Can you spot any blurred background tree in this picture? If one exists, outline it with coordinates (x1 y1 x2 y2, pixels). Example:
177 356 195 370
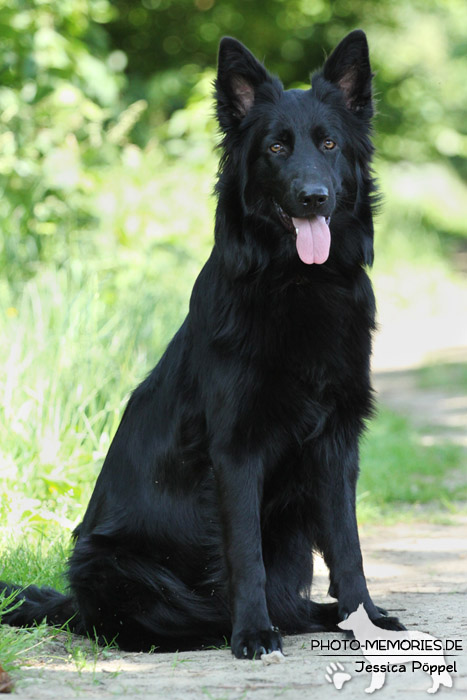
109 0 467 168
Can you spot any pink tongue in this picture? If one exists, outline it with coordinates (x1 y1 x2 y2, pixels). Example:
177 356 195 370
292 215 331 264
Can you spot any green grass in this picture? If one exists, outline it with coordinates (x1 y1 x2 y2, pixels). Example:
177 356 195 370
0 252 200 536
414 361 467 392
0 532 70 592
358 408 466 522
0 536 70 673
0 615 52 673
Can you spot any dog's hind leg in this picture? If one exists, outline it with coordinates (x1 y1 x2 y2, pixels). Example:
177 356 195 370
68 534 230 652
262 525 311 631
262 522 341 633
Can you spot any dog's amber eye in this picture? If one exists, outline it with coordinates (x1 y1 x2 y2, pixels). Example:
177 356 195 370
270 143 284 154
324 139 336 150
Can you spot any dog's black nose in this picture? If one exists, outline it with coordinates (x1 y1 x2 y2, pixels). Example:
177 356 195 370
299 186 329 209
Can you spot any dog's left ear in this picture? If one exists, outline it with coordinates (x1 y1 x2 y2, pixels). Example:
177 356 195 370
323 30 373 115
216 38 279 131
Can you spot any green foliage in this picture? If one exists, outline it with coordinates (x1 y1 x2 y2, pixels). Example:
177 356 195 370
0 0 129 276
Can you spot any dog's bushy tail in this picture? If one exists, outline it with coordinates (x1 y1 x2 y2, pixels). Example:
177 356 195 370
307 600 341 631
273 598 341 635
0 582 82 633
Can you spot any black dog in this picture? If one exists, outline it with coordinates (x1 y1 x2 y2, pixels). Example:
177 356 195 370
1 31 404 658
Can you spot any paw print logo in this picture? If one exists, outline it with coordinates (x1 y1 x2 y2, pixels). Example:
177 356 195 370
325 662 352 690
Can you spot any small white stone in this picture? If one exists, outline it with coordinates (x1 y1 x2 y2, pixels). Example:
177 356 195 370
261 650 285 665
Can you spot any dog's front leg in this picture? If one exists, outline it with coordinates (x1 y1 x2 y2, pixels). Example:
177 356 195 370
211 451 282 659
309 432 404 630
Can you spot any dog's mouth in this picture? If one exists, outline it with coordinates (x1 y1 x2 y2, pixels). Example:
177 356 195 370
275 203 331 265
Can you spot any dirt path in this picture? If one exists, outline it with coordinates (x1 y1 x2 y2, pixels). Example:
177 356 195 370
8 520 467 698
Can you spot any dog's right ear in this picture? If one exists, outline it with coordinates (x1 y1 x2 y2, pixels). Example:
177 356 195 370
322 30 373 116
215 38 277 131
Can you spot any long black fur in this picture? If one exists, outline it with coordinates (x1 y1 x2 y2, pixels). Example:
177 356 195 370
1 30 404 658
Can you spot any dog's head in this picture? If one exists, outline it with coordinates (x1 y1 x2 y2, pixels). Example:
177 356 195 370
215 31 375 274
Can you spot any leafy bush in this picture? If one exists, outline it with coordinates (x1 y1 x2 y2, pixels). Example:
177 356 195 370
0 0 130 276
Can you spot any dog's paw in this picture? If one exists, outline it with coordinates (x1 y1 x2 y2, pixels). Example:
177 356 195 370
371 615 406 631
231 626 282 660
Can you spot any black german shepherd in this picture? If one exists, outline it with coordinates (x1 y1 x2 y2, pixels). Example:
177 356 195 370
1 30 404 659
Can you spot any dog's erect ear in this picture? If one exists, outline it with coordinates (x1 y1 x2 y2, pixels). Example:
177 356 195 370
323 30 373 114
216 37 276 131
